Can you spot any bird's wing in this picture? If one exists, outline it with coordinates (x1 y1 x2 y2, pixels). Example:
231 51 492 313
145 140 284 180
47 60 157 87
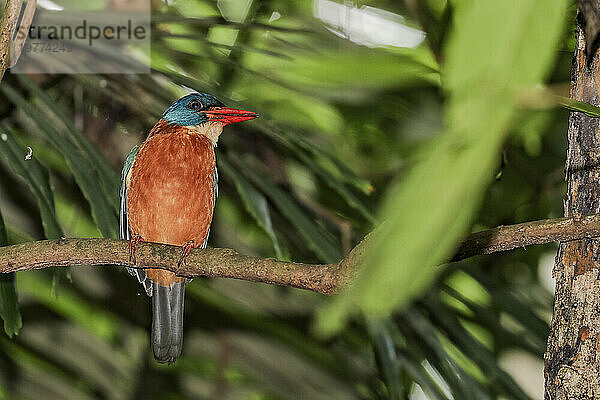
120 144 140 241
201 165 218 248
214 165 219 203
183 165 217 285
208 165 218 247
120 144 153 296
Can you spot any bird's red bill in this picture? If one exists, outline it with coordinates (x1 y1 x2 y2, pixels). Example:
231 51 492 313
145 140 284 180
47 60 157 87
204 107 259 125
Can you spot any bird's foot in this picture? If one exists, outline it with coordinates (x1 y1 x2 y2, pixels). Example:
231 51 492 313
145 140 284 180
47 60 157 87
129 234 144 266
177 240 196 269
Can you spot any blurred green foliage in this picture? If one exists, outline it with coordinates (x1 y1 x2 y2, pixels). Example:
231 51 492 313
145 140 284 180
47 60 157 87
319 0 568 332
0 0 578 398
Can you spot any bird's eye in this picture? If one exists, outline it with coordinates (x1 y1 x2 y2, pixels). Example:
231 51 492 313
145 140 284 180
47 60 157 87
187 99 203 111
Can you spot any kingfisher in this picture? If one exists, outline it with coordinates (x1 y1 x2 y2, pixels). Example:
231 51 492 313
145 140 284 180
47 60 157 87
119 93 258 364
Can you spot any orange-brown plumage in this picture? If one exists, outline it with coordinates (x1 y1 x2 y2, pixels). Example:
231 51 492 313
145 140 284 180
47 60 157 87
120 92 257 364
127 124 216 286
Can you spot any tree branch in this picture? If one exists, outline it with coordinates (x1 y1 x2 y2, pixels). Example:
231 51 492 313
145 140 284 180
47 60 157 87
1 213 600 295
452 213 600 261
0 238 352 295
0 0 22 83
8 0 36 68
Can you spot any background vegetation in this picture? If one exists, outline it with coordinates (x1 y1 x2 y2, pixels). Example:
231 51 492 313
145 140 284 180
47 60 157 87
0 0 580 398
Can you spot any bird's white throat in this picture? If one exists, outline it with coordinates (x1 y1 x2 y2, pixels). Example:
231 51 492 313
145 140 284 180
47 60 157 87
186 122 224 146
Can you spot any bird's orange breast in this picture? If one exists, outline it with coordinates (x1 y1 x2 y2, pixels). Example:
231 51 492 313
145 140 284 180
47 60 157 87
127 130 216 250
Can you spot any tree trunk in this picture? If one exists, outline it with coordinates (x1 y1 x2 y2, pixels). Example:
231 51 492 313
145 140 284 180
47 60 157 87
544 26 600 399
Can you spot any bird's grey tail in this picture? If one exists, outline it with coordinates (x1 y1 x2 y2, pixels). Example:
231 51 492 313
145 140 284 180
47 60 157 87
151 281 185 364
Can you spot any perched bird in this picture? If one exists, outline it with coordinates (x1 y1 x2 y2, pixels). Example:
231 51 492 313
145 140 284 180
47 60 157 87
120 93 258 364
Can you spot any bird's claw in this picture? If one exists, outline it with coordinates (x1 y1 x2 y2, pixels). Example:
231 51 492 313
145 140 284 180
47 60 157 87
177 240 195 269
129 234 144 266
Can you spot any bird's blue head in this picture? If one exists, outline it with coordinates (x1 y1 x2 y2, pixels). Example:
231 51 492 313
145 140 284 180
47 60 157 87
162 93 258 127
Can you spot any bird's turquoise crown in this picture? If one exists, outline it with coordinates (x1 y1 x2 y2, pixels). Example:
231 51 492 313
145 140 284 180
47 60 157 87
162 93 224 126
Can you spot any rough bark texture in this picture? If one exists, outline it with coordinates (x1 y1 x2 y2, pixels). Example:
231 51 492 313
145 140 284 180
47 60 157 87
8 0 36 69
2 213 600 296
0 0 20 83
544 28 600 399
452 213 600 261
578 0 600 60
0 238 350 295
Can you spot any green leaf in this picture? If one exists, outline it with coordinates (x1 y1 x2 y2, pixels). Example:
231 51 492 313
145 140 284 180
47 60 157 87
16 76 121 213
400 309 492 400
0 122 70 296
294 148 374 224
368 319 405 400
187 283 347 379
317 0 568 334
0 209 6 245
0 208 22 337
244 40 440 92
257 122 374 196
18 273 118 341
425 302 530 400
0 272 22 338
2 84 118 238
395 347 450 400
219 157 284 259
228 155 342 263
0 336 98 400
0 123 63 239
559 97 600 117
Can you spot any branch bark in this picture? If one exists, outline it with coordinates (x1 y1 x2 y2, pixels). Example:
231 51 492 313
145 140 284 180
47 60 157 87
0 238 353 295
452 213 600 261
8 0 36 68
544 21 600 400
0 0 22 83
1 213 600 295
